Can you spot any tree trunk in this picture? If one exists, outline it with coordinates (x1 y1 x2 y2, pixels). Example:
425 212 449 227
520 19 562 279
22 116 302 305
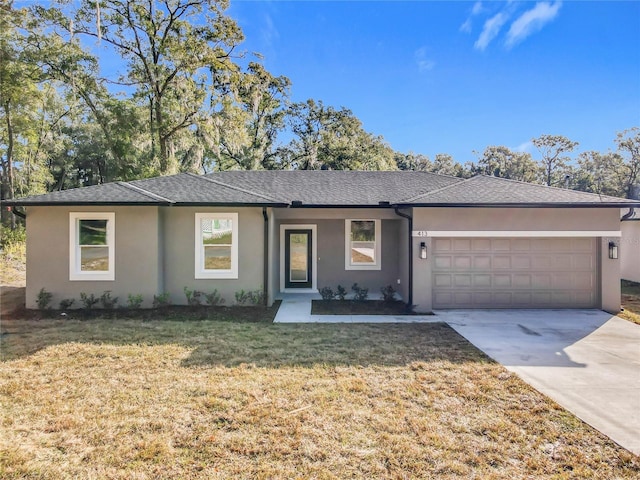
3 100 15 228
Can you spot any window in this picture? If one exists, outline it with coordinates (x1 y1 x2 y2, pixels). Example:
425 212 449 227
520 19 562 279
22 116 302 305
69 212 115 281
345 219 381 270
195 213 238 279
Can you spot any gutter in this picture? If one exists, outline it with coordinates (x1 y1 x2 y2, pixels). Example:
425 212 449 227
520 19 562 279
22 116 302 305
394 207 413 311
8 206 26 219
621 208 636 221
262 207 269 307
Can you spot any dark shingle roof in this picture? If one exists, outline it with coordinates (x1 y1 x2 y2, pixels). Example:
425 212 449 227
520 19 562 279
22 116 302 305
4 170 639 208
399 175 637 206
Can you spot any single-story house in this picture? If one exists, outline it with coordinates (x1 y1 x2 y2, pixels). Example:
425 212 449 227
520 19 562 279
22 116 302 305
621 207 640 283
5 171 639 313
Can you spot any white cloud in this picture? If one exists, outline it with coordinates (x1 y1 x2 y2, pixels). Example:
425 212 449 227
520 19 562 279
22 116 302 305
474 12 509 51
460 2 483 33
506 1 561 48
515 141 533 153
460 18 472 33
415 47 435 72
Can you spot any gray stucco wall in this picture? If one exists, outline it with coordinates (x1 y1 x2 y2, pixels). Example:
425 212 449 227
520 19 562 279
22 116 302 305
273 207 405 297
411 207 622 313
25 206 161 309
162 206 265 305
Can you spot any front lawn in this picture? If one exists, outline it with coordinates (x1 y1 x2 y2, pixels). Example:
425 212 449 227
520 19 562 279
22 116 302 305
1 316 637 479
620 279 640 325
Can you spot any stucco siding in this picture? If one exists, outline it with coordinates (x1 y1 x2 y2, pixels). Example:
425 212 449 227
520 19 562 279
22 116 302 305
621 221 640 283
274 208 404 296
26 206 161 308
411 207 621 313
162 206 265 305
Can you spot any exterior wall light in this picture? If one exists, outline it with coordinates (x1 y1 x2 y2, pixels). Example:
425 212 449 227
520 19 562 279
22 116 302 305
420 241 427 259
609 241 618 260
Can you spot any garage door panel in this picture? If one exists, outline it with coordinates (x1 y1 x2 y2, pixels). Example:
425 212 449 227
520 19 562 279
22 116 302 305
432 237 597 308
454 256 472 269
494 256 511 269
454 275 472 287
453 238 471 251
513 256 531 269
473 238 492 251
474 256 491 269
434 274 452 287
434 256 451 269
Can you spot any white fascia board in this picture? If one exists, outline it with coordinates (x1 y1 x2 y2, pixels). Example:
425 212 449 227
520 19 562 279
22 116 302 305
425 231 622 237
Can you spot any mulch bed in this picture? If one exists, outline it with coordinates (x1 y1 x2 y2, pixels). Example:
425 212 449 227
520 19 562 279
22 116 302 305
311 299 420 315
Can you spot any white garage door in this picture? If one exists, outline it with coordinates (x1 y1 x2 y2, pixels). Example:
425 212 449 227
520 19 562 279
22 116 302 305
432 237 597 308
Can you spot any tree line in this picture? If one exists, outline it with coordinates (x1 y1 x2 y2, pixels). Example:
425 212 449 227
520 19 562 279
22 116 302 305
1 0 639 229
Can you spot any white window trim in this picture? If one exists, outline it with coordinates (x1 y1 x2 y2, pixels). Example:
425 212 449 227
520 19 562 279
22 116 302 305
69 212 115 281
195 212 239 279
345 219 381 271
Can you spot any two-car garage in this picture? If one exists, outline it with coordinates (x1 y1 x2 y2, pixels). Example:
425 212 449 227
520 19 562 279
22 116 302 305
431 237 598 309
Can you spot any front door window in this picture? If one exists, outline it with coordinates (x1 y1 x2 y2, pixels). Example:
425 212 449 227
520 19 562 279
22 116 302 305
285 229 312 288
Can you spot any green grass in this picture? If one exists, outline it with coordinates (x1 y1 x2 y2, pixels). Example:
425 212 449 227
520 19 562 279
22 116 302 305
1 315 637 479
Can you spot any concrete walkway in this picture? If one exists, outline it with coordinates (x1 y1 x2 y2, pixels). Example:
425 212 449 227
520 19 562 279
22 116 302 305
273 293 439 323
438 309 640 456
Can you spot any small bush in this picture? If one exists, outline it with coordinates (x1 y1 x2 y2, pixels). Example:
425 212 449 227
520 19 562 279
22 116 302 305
319 286 335 301
100 291 119 310
235 289 251 305
152 293 171 308
204 290 224 306
335 285 347 301
248 289 265 306
381 285 397 303
127 294 144 309
0 224 26 249
59 298 75 310
184 286 203 306
36 288 53 310
80 292 99 309
351 283 369 302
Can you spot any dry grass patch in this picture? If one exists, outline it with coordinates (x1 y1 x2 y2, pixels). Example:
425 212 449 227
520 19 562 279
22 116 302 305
620 280 640 325
1 317 638 479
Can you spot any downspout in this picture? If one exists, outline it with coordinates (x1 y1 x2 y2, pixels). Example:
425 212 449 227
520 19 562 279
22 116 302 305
394 207 413 310
621 208 635 221
262 207 269 306
8 206 25 219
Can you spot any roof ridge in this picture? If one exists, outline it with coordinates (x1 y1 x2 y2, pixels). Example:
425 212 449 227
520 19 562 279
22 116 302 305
185 172 284 203
399 176 472 203
117 182 174 204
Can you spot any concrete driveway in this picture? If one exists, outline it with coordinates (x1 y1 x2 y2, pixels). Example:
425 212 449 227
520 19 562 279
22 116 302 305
437 309 640 456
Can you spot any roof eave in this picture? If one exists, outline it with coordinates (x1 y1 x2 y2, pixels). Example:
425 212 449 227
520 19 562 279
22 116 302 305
395 202 640 208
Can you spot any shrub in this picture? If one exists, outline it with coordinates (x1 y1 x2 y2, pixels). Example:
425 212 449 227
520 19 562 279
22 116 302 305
80 292 99 309
59 298 75 310
248 289 265 305
36 288 53 310
319 286 335 301
0 224 26 249
184 286 203 306
100 291 119 310
235 289 251 305
381 285 397 303
335 285 347 301
152 293 171 308
127 294 144 309
205 290 224 306
351 283 369 301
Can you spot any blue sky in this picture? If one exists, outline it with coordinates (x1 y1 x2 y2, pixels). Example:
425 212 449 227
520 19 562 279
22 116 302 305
229 1 640 164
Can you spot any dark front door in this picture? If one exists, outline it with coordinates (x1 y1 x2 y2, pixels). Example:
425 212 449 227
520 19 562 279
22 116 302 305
285 229 312 288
